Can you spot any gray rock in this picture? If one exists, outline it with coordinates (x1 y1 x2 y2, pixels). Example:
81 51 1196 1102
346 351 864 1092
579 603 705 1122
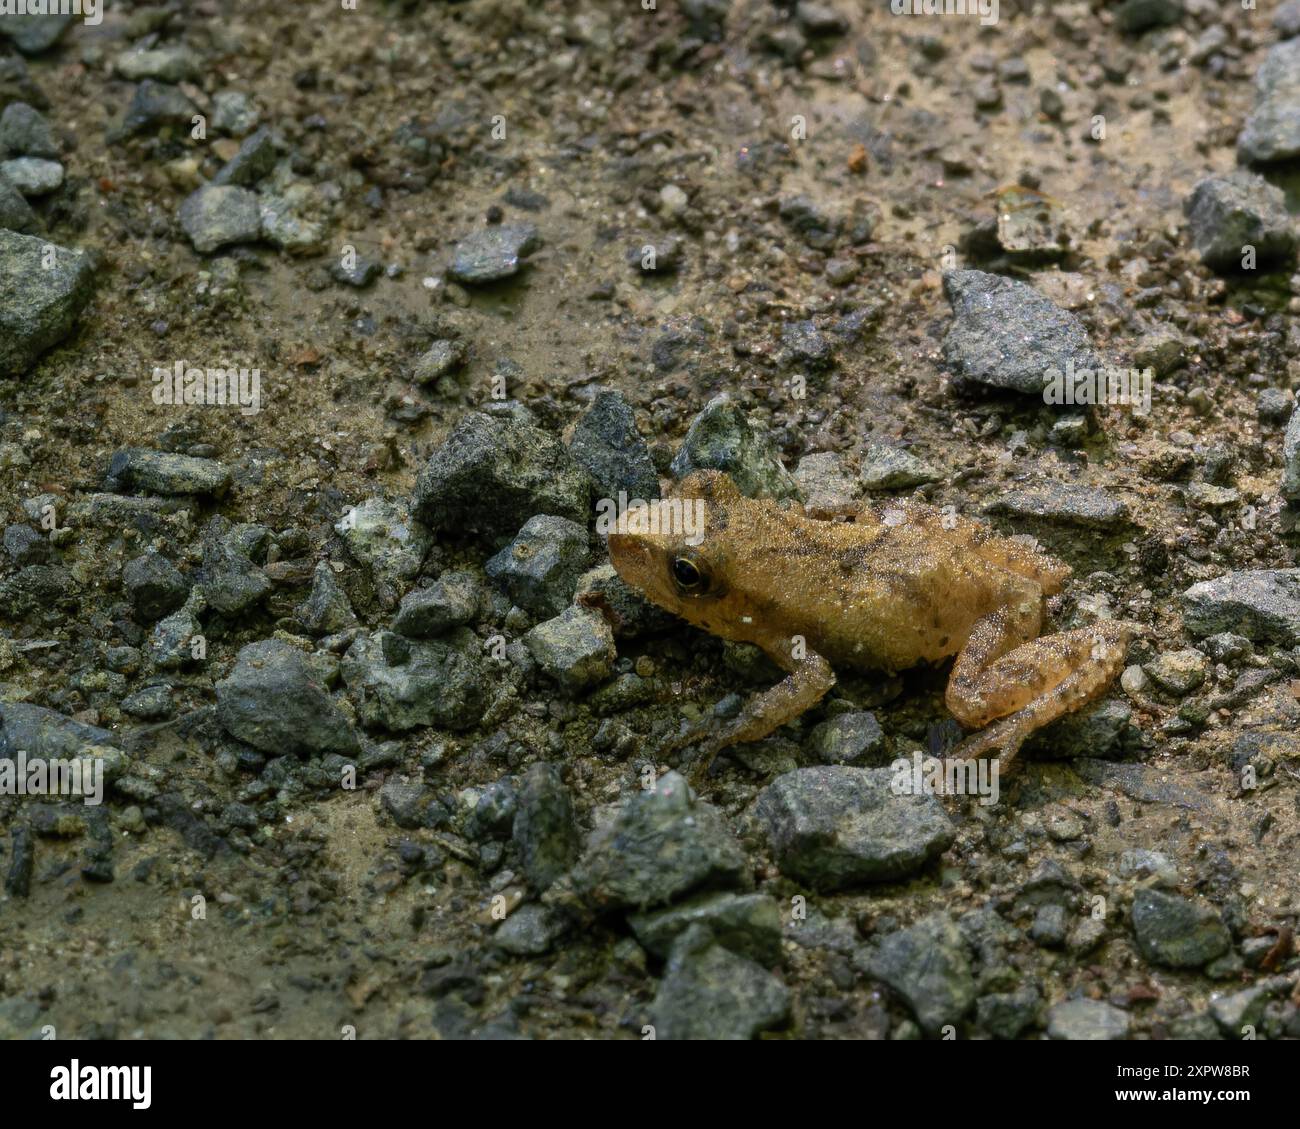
0 177 37 233
335 496 431 608
495 903 568 956
1278 0 1300 38
341 629 487 733
113 45 202 84
465 778 517 841
147 591 205 669
105 448 231 496
120 684 173 721
669 395 801 501
1114 0 1182 34
984 483 1128 528
0 102 56 157
411 339 464 383
1026 697 1143 760
1209 986 1269 1036
1185 171 1297 272
861 913 975 1036
1182 569 1300 645
1239 38 1300 165
486 514 589 619
330 255 380 289
523 606 616 693
0 229 96 378
629 892 784 965
112 81 199 141
210 126 276 188
1047 997 1131 1040
179 185 262 254
295 562 358 636
448 223 540 283
1258 387 1293 424
1284 407 1300 499
975 987 1041 1039
858 442 941 491
780 320 835 372
392 571 481 638
942 269 1104 396
413 411 590 539
3 522 47 566
1131 888 1231 968
793 451 861 515
0 701 121 761
1031 903 1069 948
257 188 325 253
0 12 72 55
198 522 271 616
569 390 660 501
211 90 260 136
511 762 579 892
122 552 189 621
216 639 359 756
650 926 789 1040
1142 649 1208 695
806 711 885 765
753 766 954 891
571 771 748 910
0 155 61 194
1119 849 1178 887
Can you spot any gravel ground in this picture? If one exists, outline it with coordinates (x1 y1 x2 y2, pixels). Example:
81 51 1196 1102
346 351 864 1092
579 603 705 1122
0 0 1298 1041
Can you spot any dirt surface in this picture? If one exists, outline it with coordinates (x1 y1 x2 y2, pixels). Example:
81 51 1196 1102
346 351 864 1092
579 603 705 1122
1 0 1298 1041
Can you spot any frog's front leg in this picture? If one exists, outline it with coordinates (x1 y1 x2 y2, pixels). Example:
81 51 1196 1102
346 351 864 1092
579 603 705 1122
945 613 1131 772
660 649 836 782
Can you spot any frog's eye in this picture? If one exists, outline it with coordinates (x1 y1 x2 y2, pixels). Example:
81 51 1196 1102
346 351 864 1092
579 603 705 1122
671 553 710 595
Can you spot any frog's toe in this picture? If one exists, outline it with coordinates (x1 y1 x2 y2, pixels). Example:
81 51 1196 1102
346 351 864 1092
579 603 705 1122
953 716 1027 772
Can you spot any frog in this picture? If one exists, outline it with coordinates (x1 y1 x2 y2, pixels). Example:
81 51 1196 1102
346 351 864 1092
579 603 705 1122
606 469 1131 780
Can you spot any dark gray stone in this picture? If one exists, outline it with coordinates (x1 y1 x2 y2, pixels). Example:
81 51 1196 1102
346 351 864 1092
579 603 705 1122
570 390 660 501
0 101 56 157
1131 888 1231 968
341 628 487 732
1239 38 1300 165
295 562 358 636
413 411 591 539
392 571 481 638
860 913 975 1036
486 514 589 619
1182 569 1300 645
448 223 540 283
511 762 579 892
629 891 784 965
106 448 231 496
650 926 789 1040
1185 171 1296 272
179 185 262 254
571 771 748 911
669 395 800 501
522 606 616 693
216 639 359 756
1047 997 1131 1040
210 126 276 187
753 766 954 891
942 269 1104 395
0 229 96 378
122 552 189 621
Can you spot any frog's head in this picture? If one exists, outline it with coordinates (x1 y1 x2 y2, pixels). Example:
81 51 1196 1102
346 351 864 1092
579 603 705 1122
606 470 738 623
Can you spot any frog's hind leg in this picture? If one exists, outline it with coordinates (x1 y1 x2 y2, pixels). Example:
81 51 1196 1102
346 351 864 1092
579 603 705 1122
945 612 1130 772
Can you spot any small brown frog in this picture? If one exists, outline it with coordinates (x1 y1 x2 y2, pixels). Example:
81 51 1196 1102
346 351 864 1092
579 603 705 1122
607 470 1130 778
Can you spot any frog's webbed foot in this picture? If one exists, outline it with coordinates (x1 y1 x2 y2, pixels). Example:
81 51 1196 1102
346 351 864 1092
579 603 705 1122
947 617 1132 773
654 653 836 786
